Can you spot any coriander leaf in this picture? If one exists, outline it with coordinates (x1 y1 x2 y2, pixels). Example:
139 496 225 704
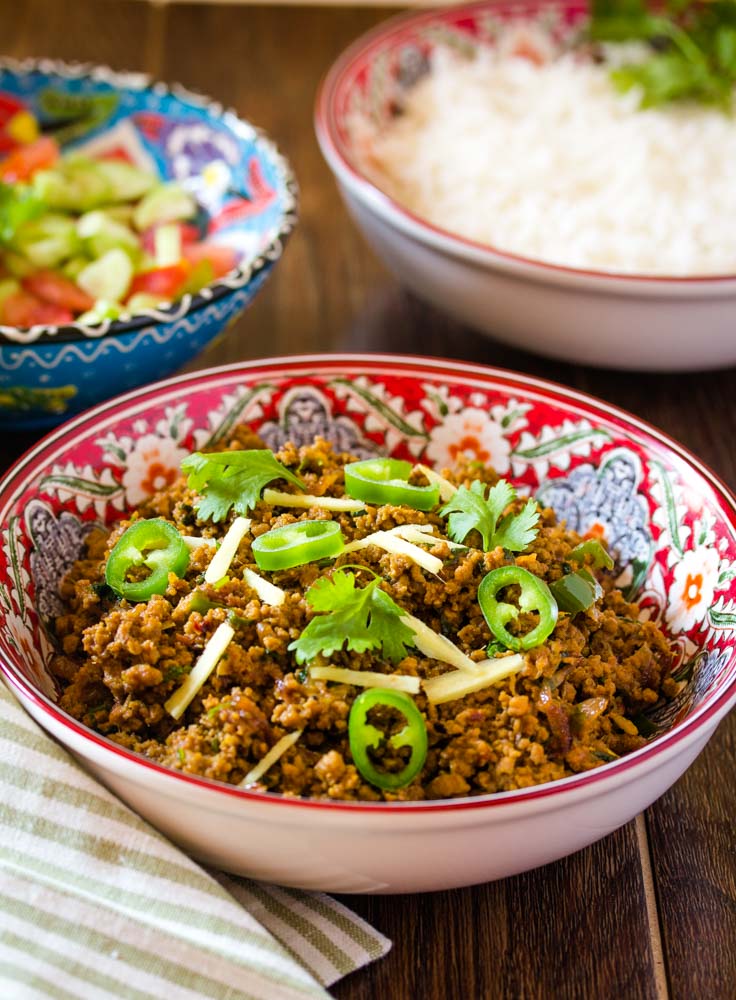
439 480 505 550
492 498 540 551
714 24 736 72
590 0 736 109
289 569 415 665
439 478 539 552
589 0 659 42
181 449 305 522
484 479 515 531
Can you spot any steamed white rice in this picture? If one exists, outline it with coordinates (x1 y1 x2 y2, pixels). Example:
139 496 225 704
365 47 736 276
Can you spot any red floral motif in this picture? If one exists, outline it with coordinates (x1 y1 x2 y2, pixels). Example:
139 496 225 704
140 461 179 497
449 435 491 464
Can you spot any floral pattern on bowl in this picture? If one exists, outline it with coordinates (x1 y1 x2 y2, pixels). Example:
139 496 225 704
329 0 587 170
2 356 736 752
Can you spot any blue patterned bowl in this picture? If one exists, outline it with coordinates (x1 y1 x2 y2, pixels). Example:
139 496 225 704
0 59 298 429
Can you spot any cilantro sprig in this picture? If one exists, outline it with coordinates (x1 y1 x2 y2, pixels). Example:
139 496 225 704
439 479 540 552
181 448 305 522
590 0 736 110
289 569 415 665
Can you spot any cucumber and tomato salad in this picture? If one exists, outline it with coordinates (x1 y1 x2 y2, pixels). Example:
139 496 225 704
0 129 239 328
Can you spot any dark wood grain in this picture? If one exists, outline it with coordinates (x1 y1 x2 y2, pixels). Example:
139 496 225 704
646 723 736 999
160 4 405 365
335 824 659 1000
3 3 736 998
5 0 153 71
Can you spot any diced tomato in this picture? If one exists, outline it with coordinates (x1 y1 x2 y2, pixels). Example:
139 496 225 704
94 147 136 164
0 136 60 182
128 263 190 300
141 222 201 256
179 223 201 245
182 242 238 278
0 289 73 327
23 271 94 313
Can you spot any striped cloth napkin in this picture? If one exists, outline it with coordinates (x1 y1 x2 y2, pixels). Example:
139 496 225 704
0 682 390 999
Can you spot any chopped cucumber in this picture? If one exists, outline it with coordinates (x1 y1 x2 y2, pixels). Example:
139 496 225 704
0 278 20 309
76 299 125 324
126 291 168 313
62 255 90 281
94 160 156 202
133 183 197 232
154 223 182 267
105 204 136 225
33 159 114 212
77 210 141 263
2 134 211 325
13 213 80 268
77 248 133 303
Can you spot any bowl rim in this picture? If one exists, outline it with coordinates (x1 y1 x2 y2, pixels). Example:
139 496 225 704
0 56 299 347
314 0 736 289
2 353 736 814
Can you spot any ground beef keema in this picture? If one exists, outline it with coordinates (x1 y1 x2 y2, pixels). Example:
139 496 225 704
50 435 677 802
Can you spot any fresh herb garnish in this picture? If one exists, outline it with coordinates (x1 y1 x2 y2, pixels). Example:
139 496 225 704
590 0 736 109
181 449 305 522
164 664 188 681
288 569 415 665
439 479 540 552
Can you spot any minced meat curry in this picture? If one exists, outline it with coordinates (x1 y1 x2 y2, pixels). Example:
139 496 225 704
50 429 677 801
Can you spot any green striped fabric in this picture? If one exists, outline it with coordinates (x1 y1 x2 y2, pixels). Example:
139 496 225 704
0 683 390 999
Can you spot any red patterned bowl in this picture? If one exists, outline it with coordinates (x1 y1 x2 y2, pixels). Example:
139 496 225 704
1 355 735 892
315 0 736 371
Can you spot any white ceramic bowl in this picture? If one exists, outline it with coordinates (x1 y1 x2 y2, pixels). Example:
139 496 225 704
2 354 736 893
315 0 736 372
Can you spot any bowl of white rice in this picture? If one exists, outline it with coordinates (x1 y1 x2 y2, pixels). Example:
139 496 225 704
315 0 736 371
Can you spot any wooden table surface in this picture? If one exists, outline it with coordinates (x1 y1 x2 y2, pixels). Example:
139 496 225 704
4 2 736 997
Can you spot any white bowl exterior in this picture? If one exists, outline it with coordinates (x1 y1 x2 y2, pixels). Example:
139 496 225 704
14 684 722 893
340 184 736 372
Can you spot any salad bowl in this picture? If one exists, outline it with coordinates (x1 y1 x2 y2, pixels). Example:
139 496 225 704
0 59 297 429
1 354 735 893
315 0 736 371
